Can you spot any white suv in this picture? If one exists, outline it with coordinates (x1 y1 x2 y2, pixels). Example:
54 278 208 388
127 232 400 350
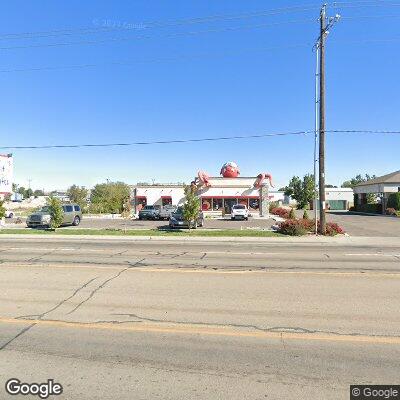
231 204 249 220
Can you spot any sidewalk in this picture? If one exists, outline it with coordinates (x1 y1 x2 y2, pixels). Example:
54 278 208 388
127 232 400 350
1 232 399 246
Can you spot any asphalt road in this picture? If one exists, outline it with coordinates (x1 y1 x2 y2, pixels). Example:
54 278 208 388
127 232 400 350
1 236 400 399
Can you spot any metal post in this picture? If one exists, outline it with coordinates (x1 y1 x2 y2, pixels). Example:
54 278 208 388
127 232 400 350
314 43 320 235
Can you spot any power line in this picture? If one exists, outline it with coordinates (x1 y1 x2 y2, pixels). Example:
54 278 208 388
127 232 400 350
0 19 315 51
1 130 399 151
0 4 321 41
0 43 310 73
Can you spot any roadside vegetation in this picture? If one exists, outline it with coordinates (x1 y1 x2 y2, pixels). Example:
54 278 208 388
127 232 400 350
269 202 345 236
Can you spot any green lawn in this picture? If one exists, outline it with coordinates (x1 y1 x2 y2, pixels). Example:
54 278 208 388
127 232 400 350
0 228 282 238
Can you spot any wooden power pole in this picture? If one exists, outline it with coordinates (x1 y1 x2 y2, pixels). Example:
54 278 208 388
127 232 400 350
318 4 327 235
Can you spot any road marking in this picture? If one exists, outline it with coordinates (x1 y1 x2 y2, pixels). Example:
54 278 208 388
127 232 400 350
1 262 400 277
0 317 399 345
346 253 400 257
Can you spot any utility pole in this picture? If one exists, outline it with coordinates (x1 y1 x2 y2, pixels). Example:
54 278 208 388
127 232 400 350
318 4 327 235
314 40 320 235
316 4 340 235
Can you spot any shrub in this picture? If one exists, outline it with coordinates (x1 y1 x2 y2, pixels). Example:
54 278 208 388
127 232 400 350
323 222 345 236
47 196 64 230
355 203 382 214
386 208 397 216
277 219 308 236
387 193 400 210
302 209 310 220
271 207 290 219
269 201 279 213
289 208 296 219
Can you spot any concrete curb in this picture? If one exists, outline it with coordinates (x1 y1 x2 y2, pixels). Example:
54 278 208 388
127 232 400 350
1 233 399 246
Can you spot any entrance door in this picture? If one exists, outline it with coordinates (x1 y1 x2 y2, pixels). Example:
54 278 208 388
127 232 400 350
224 198 237 214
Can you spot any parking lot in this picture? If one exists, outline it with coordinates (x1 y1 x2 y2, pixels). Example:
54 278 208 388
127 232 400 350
4 211 400 237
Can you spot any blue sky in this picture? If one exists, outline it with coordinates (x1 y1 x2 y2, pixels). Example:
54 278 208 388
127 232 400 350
1 0 399 191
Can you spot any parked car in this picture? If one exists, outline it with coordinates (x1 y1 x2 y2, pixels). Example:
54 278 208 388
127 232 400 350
231 204 249 220
138 205 161 220
5 210 14 219
26 204 82 228
159 205 177 220
169 207 204 229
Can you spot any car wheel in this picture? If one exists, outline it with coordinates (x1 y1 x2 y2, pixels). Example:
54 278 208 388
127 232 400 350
72 216 81 226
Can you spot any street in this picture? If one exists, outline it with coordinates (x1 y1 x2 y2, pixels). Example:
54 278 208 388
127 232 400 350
1 236 400 399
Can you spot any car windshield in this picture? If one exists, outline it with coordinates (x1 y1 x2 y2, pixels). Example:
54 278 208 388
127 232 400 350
174 207 183 214
38 206 50 212
143 206 154 210
233 205 246 209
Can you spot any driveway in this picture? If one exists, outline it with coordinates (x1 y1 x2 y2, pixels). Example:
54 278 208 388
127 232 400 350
297 210 400 237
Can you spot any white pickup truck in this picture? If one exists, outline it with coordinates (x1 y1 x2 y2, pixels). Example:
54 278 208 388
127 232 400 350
231 204 249 220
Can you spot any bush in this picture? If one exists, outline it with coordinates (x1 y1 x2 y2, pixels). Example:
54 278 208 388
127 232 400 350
271 207 290 219
47 196 64 230
302 210 310 220
269 201 279 213
289 208 296 219
277 219 308 236
355 203 382 214
324 222 345 236
387 193 400 210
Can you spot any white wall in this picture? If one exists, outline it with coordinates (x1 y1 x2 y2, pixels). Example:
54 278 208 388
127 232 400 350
325 188 354 202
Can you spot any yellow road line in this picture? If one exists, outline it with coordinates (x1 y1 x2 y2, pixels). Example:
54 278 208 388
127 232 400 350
1 262 400 277
0 316 399 345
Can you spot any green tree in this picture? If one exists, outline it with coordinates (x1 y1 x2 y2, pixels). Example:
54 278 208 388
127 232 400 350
183 184 200 229
67 185 88 210
387 193 400 210
284 174 315 209
33 189 44 197
17 186 26 196
342 174 378 204
25 188 33 198
0 200 6 219
47 196 64 230
90 181 131 214
303 209 310 220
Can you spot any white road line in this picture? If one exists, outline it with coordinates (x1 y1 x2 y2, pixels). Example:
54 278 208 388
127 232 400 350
346 253 400 257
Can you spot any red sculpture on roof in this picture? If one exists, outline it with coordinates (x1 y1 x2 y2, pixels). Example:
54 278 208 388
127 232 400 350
220 162 240 178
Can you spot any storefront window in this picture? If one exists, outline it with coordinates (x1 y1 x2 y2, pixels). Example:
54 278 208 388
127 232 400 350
162 197 172 206
238 198 248 207
212 198 223 211
249 198 259 211
202 198 212 211
224 198 237 214
136 197 147 211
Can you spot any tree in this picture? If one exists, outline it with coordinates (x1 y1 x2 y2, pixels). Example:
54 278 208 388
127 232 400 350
17 186 26 196
284 174 315 209
342 174 377 189
67 185 88 210
183 184 200 229
47 196 63 230
25 188 33 198
33 189 44 197
342 174 378 204
90 181 131 214
0 200 6 219
387 193 400 210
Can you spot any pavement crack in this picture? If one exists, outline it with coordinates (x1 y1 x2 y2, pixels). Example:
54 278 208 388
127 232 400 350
200 253 207 260
0 323 36 351
16 277 99 320
66 258 146 315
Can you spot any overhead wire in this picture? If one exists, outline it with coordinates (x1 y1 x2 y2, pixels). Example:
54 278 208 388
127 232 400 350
1 130 399 151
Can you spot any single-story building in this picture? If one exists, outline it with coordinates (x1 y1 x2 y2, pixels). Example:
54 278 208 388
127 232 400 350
131 162 276 217
353 170 400 214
